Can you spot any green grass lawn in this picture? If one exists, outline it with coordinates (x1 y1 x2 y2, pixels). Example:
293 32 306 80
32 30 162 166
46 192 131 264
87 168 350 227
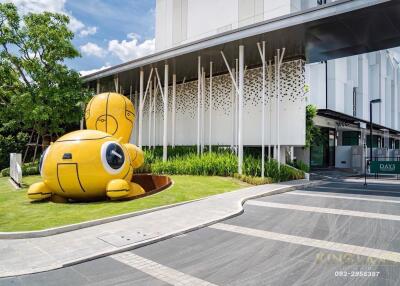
0 175 250 232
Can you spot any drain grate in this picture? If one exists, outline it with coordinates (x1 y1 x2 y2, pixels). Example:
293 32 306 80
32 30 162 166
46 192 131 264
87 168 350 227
97 230 159 247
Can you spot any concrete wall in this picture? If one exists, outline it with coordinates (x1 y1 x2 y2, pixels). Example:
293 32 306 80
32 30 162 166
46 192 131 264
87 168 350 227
155 0 320 51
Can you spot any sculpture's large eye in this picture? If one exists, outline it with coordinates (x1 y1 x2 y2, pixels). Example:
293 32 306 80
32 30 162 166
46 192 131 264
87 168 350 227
101 142 125 174
39 146 50 176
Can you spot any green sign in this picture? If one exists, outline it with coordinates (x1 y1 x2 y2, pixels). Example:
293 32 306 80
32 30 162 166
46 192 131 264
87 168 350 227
370 161 400 174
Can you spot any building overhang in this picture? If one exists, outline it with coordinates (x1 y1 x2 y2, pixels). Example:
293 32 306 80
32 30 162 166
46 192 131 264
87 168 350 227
82 0 400 94
317 109 400 136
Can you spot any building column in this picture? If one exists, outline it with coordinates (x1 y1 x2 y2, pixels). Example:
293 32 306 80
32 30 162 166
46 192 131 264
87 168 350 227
257 41 266 177
197 56 201 155
96 79 100 94
114 75 119 93
172 74 176 148
209 61 213 153
138 69 144 148
238 45 244 175
148 81 152 148
163 64 169 162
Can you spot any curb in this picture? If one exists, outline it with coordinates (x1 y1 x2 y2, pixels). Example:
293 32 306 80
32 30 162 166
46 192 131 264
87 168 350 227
0 179 322 278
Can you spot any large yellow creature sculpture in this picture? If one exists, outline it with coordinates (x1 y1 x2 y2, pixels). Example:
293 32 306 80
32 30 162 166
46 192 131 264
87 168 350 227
28 92 145 202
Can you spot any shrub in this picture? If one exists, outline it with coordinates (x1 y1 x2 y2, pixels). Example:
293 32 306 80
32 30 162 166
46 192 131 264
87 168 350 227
294 160 310 173
1 161 39 177
149 151 304 183
234 173 272 185
151 152 237 176
0 132 29 170
1 168 9 177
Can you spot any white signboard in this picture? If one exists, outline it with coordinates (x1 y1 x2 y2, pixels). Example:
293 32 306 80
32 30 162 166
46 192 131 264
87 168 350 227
10 153 22 187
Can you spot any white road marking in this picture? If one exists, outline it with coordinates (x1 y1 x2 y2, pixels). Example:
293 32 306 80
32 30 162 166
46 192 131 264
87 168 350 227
246 200 400 221
210 223 400 263
112 252 218 286
313 185 400 195
288 191 400 204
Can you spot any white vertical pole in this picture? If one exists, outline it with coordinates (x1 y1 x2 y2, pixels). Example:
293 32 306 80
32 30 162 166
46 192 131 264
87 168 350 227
238 45 244 175
201 68 205 155
268 60 272 161
274 55 278 161
96 79 100 94
258 41 266 178
163 64 169 162
277 50 281 166
197 56 201 155
153 78 157 149
148 80 152 148
172 74 176 148
276 48 285 166
235 59 239 150
138 69 144 148
290 146 294 161
114 75 119 93
209 61 213 153
231 68 236 149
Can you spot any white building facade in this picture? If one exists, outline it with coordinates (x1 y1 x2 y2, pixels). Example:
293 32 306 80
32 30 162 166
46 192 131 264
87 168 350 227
155 0 334 51
155 0 400 171
84 0 400 172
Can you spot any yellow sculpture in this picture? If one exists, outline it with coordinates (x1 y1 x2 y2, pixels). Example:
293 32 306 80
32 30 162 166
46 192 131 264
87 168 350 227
28 93 145 202
85 92 135 143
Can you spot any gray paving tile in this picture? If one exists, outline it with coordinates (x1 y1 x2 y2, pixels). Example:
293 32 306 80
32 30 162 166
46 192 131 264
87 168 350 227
258 191 400 216
132 227 399 286
0 257 169 286
227 202 400 253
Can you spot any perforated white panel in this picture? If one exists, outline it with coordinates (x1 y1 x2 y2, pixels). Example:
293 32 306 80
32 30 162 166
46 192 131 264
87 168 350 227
141 59 306 146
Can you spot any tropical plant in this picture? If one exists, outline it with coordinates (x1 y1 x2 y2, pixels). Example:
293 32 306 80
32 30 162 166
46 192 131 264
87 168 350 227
305 104 321 148
0 3 91 164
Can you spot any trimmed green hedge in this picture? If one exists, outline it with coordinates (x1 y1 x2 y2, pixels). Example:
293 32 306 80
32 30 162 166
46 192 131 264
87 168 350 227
142 150 304 183
1 146 304 184
1 161 39 177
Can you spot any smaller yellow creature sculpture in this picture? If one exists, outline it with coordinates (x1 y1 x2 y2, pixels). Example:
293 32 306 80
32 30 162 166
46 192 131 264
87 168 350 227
28 92 145 202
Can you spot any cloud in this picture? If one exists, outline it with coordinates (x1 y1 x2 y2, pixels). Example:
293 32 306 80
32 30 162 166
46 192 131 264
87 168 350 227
108 33 155 62
4 0 97 36
79 26 97 37
80 42 106 58
79 65 110 76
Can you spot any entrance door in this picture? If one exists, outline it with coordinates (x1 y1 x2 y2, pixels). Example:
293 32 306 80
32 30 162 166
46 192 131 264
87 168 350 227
310 128 336 168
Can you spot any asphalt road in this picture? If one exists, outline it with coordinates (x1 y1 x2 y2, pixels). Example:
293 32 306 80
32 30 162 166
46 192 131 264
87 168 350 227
2 179 400 286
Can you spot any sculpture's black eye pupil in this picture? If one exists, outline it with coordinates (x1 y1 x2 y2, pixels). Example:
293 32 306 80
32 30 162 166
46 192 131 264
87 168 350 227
106 144 124 169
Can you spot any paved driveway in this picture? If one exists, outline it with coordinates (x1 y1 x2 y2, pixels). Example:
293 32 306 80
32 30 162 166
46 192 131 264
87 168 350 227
2 179 400 286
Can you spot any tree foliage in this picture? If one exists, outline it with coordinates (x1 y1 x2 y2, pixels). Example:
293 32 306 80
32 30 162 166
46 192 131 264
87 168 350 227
305 104 321 148
0 2 90 137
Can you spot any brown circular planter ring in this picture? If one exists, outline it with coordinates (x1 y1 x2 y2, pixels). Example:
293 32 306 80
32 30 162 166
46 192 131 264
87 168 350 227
131 174 172 199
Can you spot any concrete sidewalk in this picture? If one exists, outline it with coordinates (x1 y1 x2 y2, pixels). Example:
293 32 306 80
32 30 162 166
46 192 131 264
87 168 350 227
0 179 316 278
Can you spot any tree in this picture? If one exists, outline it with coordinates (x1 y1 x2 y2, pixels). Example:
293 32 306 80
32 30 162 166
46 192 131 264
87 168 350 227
0 3 90 164
305 104 321 148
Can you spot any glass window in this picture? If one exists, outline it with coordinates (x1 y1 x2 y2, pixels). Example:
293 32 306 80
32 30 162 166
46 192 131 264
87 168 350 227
342 131 359 146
